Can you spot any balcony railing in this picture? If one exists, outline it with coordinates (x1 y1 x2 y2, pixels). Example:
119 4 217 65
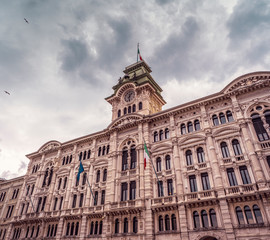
152 195 177 205
260 139 270 149
225 184 257 195
184 190 216 201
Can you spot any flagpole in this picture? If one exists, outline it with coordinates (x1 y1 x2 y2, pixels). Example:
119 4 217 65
143 138 164 196
86 177 97 205
25 184 35 211
137 43 138 62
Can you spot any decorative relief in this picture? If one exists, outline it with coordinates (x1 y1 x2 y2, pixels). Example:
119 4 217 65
109 115 143 129
39 141 61 153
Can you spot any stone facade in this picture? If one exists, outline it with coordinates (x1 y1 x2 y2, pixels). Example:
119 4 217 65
1 60 270 240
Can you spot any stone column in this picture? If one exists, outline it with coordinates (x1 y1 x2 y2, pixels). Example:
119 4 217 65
178 204 189 240
205 130 225 196
219 199 236 240
239 121 266 185
56 217 64 240
79 215 87 240
138 123 145 199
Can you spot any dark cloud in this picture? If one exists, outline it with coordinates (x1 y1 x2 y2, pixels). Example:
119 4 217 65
151 16 200 82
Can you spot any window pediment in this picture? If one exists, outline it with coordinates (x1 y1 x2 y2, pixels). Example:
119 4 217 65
108 114 143 130
38 140 61 153
178 134 206 146
212 126 240 138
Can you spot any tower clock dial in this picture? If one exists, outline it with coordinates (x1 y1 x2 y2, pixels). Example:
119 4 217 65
124 90 135 102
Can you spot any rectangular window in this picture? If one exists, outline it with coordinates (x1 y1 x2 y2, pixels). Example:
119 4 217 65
41 196 47 211
130 181 136 200
201 173 211 190
121 183 128 201
53 198 58 211
36 197 42 213
130 148 137 169
227 168 238 186
122 150 128 171
79 193 84 207
59 197 63 210
72 195 77 208
94 191 98 206
20 203 25 216
157 181 164 197
267 156 270 168
156 158 162 172
189 175 197 192
101 190 105 205
239 166 251 184
167 179 173 195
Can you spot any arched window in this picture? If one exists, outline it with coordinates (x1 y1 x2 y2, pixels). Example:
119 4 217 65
102 146 106 155
132 104 136 112
103 169 107 182
253 205 263 224
69 155 72 163
124 107 127 115
186 150 193 166
94 221 98 235
251 113 269 141
165 128 169 139
130 145 137 169
79 152 82 161
118 109 121 117
156 157 162 172
236 206 245 224
123 218 128 233
115 219 119 234
90 221 94 235
133 217 138 233
193 211 200 229
158 215 164 231
264 110 270 125
244 206 254 224
87 150 91 159
159 130 164 141
171 214 177 230
181 123 186 135
75 222 79 236
197 147 205 163
220 142 230 158
79 193 84 207
165 215 170 231
201 210 209 227
232 139 242 156
154 131 158 142
66 156 69 164
70 222 74 235
62 157 65 165
139 102 142 110
128 106 131 114
212 114 219 126
239 166 251 184
47 225 51 237
98 147 101 157
226 110 234 122
63 177 67 189
82 173 87 185
47 168 53 186
209 209 217 227
122 147 128 171
194 119 200 131
96 170 100 183
66 223 70 236
106 145 110 154
165 155 171 170
187 121 193 133
99 221 103 235
58 178 62 190
83 151 87 160
219 112 226 124
42 168 49 187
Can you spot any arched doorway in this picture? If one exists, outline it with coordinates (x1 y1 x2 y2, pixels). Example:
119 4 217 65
200 237 217 240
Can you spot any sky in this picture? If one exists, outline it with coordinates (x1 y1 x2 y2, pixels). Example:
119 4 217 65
1 0 270 180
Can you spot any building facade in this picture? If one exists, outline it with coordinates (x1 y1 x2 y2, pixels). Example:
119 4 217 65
1 61 270 240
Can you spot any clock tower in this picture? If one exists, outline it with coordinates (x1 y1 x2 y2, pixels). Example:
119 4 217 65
105 60 166 122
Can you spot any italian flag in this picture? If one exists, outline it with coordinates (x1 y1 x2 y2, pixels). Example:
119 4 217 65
144 142 150 169
138 48 143 61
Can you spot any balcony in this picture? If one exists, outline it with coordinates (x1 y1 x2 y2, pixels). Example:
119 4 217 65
110 199 143 209
225 184 257 196
260 139 270 149
184 190 216 201
152 195 177 206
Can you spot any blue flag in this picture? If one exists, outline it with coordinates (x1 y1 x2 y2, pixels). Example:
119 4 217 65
77 160 84 182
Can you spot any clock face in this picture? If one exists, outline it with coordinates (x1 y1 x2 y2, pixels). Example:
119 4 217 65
124 90 135 102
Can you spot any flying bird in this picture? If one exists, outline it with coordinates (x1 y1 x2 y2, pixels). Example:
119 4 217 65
4 91 10 95
24 18 29 24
